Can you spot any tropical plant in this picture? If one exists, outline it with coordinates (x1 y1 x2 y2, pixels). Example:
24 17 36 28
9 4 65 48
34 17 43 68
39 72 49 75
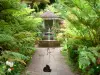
0 0 42 74
52 0 100 74
0 51 28 64
78 46 98 70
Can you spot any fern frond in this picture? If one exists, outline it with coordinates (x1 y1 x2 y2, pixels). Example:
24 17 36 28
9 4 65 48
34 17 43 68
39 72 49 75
0 34 15 43
0 51 28 65
78 46 98 70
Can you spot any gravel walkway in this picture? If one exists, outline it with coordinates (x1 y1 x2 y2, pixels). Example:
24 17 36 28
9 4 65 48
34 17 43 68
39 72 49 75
23 47 75 75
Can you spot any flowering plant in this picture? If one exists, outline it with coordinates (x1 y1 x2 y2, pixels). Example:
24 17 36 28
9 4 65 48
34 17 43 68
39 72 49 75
6 60 14 72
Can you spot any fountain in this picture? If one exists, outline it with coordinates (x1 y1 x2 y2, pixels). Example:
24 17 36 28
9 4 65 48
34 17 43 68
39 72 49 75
39 10 60 47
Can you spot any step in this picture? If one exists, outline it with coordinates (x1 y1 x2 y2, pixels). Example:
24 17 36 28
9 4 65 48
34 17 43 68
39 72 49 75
38 40 60 47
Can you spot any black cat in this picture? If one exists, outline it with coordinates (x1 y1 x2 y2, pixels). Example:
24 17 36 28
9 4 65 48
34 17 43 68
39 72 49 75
43 65 52 72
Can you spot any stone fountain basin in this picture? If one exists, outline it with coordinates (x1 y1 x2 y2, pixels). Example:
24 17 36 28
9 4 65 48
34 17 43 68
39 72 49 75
39 40 60 47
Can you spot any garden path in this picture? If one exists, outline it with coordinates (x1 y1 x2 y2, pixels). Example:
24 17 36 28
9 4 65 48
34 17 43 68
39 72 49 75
24 47 75 75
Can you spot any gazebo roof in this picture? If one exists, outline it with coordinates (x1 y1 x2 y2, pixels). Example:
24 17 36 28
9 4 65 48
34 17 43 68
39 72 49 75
41 10 59 20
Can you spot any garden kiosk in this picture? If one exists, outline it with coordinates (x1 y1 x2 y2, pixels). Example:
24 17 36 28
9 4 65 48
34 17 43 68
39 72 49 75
39 10 60 47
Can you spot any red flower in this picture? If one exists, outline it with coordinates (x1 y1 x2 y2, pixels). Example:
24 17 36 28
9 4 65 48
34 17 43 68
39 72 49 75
10 67 14 70
97 57 100 64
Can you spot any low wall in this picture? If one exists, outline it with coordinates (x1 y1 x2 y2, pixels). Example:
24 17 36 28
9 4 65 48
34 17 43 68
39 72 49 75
38 40 60 47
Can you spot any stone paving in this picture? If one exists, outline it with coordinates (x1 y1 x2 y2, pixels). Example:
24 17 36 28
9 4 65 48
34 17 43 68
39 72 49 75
23 47 75 75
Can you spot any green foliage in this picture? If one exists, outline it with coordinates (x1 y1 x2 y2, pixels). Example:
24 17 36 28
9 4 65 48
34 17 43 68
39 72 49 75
14 31 36 56
0 51 28 64
14 32 35 40
0 34 15 43
0 64 6 75
0 0 42 74
0 0 42 49
78 46 98 70
52 0 100 74
0 34 17 50
89 64 100 75
0 51 28 75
